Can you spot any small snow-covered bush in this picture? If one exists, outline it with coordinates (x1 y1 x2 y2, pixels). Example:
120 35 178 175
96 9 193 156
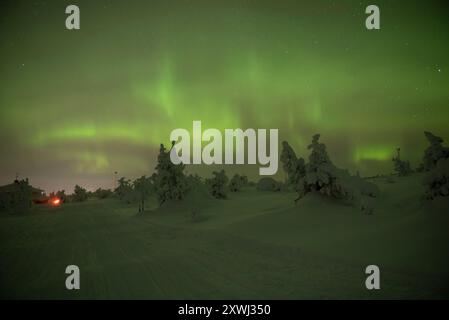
229 174 248 192
257 177 281 192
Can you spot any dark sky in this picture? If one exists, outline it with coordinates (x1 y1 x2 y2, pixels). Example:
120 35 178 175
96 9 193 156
1 0 448 192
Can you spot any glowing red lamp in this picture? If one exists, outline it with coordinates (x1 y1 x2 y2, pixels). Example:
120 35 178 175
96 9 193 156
50 198 61 206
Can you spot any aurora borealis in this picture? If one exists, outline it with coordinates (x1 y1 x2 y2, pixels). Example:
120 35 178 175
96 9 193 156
1 0 448 192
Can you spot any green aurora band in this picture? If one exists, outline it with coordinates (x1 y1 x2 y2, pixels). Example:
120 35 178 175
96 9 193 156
0 0 448 192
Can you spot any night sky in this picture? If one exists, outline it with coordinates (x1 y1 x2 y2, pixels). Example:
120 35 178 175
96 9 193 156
1 0 448 193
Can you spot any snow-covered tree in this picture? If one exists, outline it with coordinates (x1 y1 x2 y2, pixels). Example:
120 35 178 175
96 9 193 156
94 188 113 199
296 134 379 213
423 158 449 199
422 131 449 171
73 185 88 202
0 179 33 212
206 170 229 199
56 190 67 203
392 148 412 176
152 143 188 206
133 175 153 213
114 177 133 201
280 141 306 189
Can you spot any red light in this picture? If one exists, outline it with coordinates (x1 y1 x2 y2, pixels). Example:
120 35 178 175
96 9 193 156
51 198 61 206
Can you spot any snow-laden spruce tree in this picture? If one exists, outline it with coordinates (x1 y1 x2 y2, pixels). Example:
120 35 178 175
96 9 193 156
133 175 153 213
114 177 133 201
0 179 33 213
296 134 379 213
152 143 188 206
423 158 449 199
392 148 412 176
422 131 449 171
73 184 88 202
280 141 306 190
